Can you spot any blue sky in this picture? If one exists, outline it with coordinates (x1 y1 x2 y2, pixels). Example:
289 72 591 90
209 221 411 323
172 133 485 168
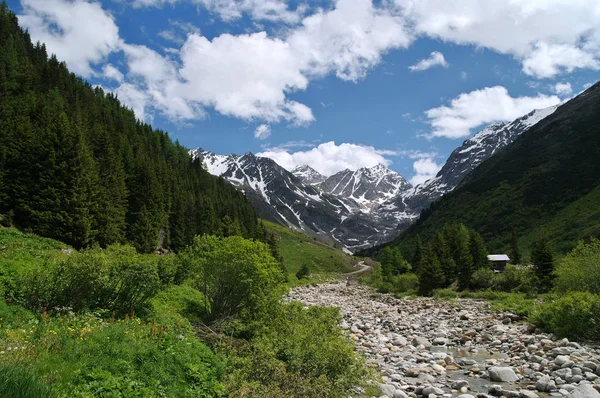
7 0 600 184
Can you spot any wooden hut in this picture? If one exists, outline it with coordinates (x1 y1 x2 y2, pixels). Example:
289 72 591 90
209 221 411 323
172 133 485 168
488 254 510 273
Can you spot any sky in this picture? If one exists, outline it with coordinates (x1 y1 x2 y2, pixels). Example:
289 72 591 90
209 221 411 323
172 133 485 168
6 0 600 185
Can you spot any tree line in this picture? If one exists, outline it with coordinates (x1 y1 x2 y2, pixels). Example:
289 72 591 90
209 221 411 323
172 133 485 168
0 3 268 252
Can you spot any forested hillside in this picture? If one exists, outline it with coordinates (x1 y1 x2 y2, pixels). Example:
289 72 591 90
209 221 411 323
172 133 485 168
380 81 600 259
0 3 262 252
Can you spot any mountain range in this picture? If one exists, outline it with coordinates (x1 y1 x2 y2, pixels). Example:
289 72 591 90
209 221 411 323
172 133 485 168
192 103 561 251
379 82 600 258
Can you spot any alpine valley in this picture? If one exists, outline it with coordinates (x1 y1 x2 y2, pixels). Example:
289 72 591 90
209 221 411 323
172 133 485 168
191 103 559 251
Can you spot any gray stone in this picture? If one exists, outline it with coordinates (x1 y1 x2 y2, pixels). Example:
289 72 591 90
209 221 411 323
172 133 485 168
519 390 540 398
489 366 519 382
555 355 571 366
412 336 431 348
566 384 600 398
457 395 476 398
422 385 445 395
380 383 396 396
393 390 408 398
536 375 556 392
452 379 470 390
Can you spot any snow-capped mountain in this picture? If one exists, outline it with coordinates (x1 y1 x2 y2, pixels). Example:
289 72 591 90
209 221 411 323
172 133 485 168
318 165 412 212
291 165 326 185
190 103 561 251
405 104 560 211
190 148 395 250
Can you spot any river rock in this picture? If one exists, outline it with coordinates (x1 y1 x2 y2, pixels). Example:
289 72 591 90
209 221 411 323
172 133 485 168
566 384 600 398
489 366 519 382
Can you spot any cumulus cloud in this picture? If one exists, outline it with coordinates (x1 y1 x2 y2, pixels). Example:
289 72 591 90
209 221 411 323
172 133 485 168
408 51 448 71
257 141 394 176
18 0 121 77
410 157 441 185
425 86 561 139
395 0 600 79
552 82 573 96
102 64 124 83
254 124 271 139
132 0 306 24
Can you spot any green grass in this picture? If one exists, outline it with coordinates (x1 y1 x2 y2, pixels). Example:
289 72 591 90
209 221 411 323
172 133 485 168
432 288 541 317
0 228 70 274
262 220 359 284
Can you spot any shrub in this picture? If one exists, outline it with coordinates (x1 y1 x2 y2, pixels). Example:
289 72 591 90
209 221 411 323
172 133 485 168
531 292 600 340
296 264 310 280
17 244 162 314
179 235 287 322
554 238 600 294
492 265 537 294
227 302 367 397
393 273 419 293
470 268 494 290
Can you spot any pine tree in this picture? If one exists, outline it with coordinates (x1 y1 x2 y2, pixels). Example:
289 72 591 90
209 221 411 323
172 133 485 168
418 245 445 295
531 233 555 292
510 228 521 265
412 234 423 270
469 230 488 271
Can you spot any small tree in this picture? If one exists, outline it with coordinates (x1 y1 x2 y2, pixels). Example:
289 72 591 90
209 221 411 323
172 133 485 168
510 228 521 265
531 233 554 292
180 235 286 322
296 264 310 280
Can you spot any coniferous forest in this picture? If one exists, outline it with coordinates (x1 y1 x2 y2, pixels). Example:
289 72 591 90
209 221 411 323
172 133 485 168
0 3 263 252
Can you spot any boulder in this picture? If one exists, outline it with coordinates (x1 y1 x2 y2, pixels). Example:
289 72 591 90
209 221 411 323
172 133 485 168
489 366 519 382
566 384 600 398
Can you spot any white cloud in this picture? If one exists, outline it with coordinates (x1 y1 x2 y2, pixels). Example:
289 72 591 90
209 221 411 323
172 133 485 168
257 141 394 176
158 19 200 45
408 51 448 71
254 124 271 139
552 82 573 96
132 0 306 24
425 86 561 139
102 64 124 83
522 43 600 78
395 0 600 79
18 0 121 77
460 71 467 80
410 157 441 185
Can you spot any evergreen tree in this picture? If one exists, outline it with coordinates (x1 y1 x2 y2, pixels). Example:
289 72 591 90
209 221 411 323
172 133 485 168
418 245 444 295
469 229 488 271
531 233 555 292
510 228 521 265
412 234 423 270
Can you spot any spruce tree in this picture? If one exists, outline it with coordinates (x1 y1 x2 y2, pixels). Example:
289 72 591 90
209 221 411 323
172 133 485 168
469 230 488 270
418 245 445 295
510 228 521 265
531 233 555 292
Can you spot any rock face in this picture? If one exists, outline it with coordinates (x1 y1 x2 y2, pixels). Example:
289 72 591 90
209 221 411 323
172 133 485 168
288 282 600 397
406 105 559 212
191 104 561 251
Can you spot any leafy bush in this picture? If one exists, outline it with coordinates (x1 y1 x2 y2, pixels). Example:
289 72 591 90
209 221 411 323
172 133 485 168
393 273 419 293
179 235 287 322
532 292 600 340
295 264 310 280
492 265 537 294
227 302 367 397
554 238 600 294
432 288 458 300
0 364 54 398
17 244 162 314
470 268 494 290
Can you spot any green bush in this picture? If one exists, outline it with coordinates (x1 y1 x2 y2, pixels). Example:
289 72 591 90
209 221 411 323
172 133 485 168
0 364 54 398
393 273 419 293
532 292 600 340
554 239 600 294
179 235 287 322
228 302 367 397
295 264 310 280
432 288 458 300
17 244 162 314
492 265 537 294
470 268 494 290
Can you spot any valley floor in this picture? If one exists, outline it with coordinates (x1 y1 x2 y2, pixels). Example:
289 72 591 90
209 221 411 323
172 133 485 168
288 283 600 398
